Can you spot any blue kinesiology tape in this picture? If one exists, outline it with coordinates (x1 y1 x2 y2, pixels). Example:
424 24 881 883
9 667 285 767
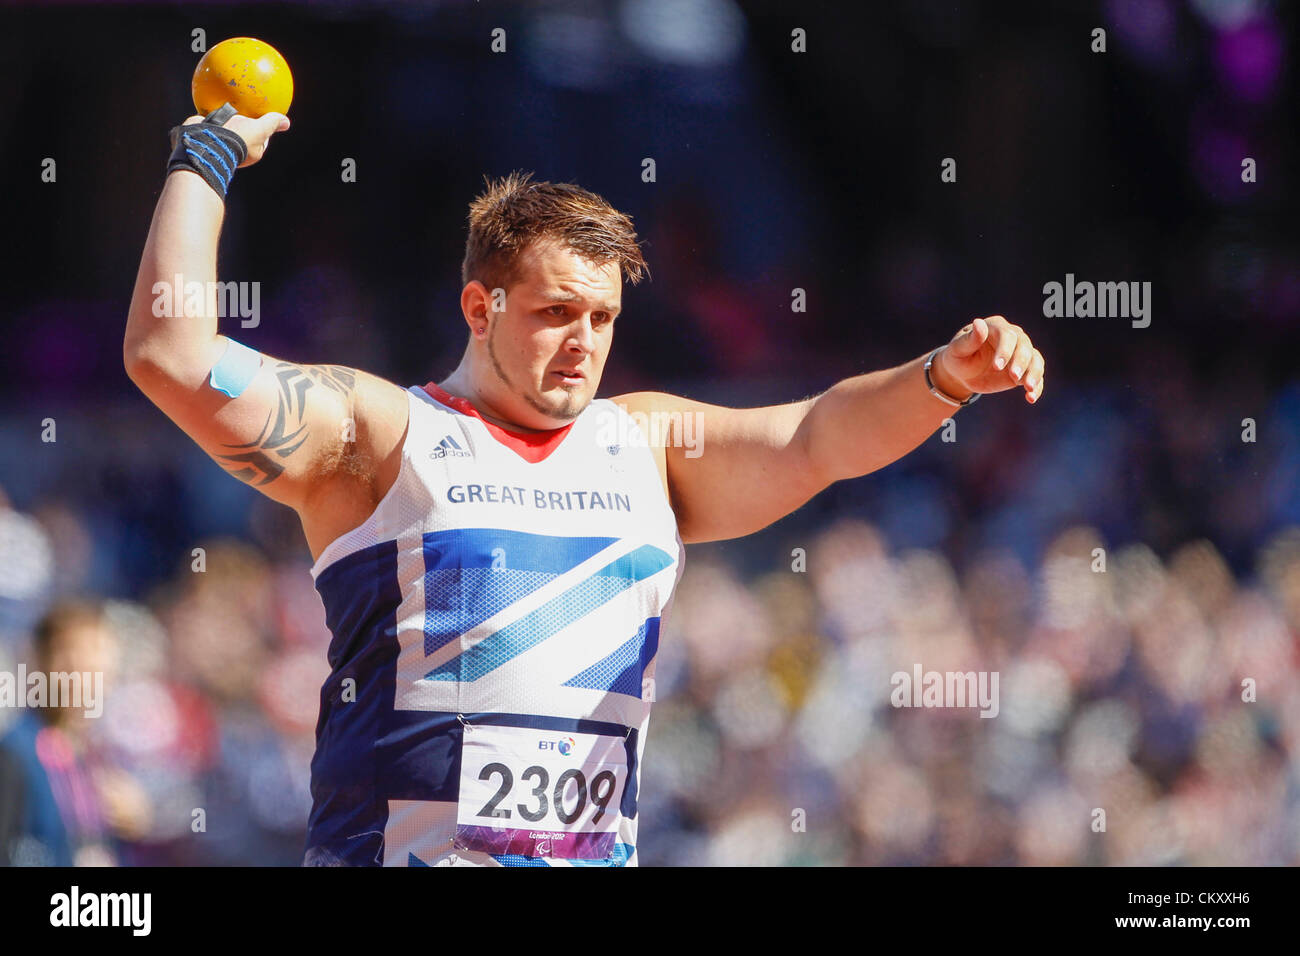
209 337 262 398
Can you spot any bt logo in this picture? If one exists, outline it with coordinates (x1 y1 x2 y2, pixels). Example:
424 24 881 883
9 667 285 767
538 736 576 756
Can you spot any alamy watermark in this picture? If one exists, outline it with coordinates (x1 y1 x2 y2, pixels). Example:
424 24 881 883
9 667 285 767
0 666 103 718
596 407 704 458
151 275 260 327
1042 273 1150 328
49 886 150 935
890 664 999 718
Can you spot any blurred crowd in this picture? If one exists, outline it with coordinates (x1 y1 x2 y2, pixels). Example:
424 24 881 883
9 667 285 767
0 526 328 866
639 520 1300 865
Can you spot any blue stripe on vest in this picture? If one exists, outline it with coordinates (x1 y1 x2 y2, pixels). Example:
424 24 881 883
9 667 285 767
563 617 661 697
423 528 619 655
427 544 674 682
305 540 402 865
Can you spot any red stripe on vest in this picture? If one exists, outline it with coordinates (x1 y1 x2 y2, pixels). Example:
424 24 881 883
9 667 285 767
422 383 576 464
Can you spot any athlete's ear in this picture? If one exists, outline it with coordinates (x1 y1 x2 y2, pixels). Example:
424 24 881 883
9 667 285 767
460 281 492 329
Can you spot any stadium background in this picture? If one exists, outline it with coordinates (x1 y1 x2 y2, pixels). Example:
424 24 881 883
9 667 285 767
1 0 1297 864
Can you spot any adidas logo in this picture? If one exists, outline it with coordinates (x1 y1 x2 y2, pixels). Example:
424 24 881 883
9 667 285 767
429 434 472 459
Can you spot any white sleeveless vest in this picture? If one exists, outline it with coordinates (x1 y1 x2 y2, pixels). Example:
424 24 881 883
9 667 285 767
303 383 684 867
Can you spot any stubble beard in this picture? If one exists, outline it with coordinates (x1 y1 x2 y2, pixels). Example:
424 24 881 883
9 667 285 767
486 324 588 424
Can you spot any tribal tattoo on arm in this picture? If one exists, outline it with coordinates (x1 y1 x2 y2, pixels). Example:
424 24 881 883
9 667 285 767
217 363 357 486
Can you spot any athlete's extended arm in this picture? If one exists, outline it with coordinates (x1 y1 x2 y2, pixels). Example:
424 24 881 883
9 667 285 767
123 113 408 516
616 316 1044 544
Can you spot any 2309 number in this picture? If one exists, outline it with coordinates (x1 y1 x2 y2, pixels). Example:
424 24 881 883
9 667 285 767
476 763 618 825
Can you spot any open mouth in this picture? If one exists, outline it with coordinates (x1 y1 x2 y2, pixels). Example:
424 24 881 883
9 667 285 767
551 369 585 386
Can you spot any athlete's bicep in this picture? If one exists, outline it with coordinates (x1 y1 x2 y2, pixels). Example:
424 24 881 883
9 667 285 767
611 391 825 544
129 335 361 509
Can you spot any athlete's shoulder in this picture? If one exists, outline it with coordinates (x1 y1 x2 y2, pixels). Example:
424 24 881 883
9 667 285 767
302 368 409 500
606 390 706 417
354 370 411 404
354 371 411 444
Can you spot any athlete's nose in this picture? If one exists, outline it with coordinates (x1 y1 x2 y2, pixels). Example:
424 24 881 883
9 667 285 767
566 314 597 356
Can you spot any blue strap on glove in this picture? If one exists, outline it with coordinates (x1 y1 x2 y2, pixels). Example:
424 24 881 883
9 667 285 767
166 104 247 198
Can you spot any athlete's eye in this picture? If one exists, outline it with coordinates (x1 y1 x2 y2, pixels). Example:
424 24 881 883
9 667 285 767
547 305 567 316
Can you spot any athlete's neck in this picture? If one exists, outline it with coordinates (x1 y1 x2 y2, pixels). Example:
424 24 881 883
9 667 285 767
433 378 564 435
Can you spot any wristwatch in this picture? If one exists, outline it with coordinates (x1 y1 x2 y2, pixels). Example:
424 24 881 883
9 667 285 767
924 348 980 409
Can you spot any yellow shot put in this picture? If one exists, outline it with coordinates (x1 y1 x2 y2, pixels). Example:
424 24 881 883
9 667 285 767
192 37 293 119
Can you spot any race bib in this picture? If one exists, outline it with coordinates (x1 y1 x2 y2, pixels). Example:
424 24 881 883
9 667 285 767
453 724 628 860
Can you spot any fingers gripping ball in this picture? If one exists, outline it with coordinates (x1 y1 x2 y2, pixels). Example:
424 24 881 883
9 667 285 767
192 37 293 119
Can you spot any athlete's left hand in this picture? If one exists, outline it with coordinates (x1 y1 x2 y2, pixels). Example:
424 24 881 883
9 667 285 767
935 315 1045 404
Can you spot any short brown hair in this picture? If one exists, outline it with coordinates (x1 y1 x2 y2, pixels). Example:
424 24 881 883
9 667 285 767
461 170 648 293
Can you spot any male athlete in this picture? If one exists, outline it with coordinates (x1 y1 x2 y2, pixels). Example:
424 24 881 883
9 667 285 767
124 110 1045 866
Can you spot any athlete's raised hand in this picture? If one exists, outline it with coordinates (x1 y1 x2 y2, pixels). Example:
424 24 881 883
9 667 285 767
936 315 1045 404
177 111 290 168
